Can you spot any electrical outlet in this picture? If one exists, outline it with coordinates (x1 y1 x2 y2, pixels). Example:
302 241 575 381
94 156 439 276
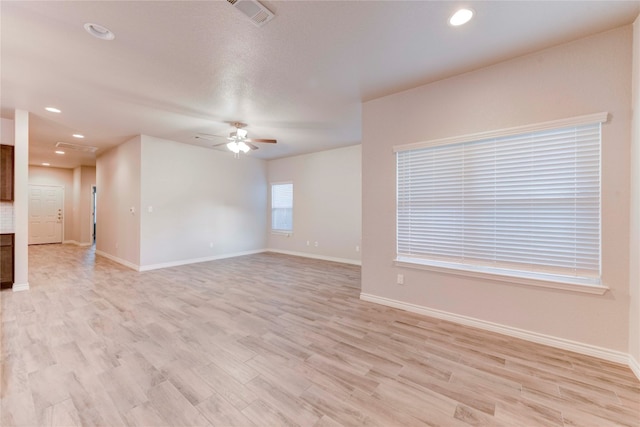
355 245 360 252
306 240 310 246
314 241 319 247
396 274 404 285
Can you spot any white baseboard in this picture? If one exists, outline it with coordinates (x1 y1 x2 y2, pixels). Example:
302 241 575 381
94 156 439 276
629 354 640 381
63 240 93 247
96 247 361 272
266 248 361 266
138 249 268 272
95 250 140 271
12 282 29 292
360 293 630 366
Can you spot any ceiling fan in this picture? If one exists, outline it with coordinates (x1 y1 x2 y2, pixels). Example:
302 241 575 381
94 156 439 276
195 122 277 154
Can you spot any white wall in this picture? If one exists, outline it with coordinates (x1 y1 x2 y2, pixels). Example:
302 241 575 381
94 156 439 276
362 27 633 355
96 136 141 267
267 145 362 264
13 111 29 290
29 166 74 241
629 16 640 377
139 135 267 269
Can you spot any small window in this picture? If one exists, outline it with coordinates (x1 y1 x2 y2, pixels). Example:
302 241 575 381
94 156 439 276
271 182 293 232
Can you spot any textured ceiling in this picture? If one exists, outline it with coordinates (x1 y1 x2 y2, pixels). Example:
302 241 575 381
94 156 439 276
1 1 639 168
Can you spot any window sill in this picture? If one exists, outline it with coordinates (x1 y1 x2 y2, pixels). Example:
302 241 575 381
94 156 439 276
271 231 293 237
394 257 609 295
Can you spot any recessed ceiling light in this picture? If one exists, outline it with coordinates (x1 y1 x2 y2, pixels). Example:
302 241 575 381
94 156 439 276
42 163 51 166
55 150 65 155
45 107 61 113
84 23 115 41
449 8 474 26
72 134 85 139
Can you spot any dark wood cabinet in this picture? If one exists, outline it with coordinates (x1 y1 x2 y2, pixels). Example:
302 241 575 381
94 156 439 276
0 234 14 289
1 144 14 201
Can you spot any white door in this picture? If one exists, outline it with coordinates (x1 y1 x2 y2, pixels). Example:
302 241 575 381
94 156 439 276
29 185 63 245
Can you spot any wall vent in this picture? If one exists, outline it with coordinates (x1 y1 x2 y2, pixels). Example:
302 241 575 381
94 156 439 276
55 141 98 153
227 0 275 27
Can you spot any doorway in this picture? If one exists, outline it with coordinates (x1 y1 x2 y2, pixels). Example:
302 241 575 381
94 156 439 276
92 185 97 244
29 185 63 245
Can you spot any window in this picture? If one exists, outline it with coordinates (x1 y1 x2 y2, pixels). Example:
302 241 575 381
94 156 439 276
395 113 607 290
271 182 293 232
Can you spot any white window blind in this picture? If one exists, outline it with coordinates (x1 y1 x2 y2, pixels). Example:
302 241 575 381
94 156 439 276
396 117 603 285
272 182 293 232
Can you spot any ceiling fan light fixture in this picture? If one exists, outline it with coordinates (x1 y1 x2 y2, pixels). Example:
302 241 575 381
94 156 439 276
198 122 275 153
227 141 240 154
238 141 251 153
226 141 251 154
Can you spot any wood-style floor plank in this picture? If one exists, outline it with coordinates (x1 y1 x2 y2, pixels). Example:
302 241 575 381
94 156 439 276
1 244 639 426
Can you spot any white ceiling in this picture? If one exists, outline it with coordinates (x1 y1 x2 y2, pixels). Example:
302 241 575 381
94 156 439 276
1 1 638 168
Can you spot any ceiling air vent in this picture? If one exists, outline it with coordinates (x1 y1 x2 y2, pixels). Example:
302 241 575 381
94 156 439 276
227 0 275 27
56 141 98 153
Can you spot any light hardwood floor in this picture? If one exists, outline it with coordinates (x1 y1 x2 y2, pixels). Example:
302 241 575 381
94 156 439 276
1 244 639 426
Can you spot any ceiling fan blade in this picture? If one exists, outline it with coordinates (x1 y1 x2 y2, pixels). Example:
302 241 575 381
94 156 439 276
245 138 277 144
195 133 226 141
246 142 259 151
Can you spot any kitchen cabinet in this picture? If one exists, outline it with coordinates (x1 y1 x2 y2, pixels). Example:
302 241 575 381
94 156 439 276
1 144 14 201
0 233 14 289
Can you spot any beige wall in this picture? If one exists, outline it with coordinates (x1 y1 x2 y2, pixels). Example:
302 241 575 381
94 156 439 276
362 27 633 353
29 166 74 242
1 118 14 145
1 119 15 234
267 145 362 264
139 135 267 268
96 136 141 267
72 166 96 245
630 16 640 375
